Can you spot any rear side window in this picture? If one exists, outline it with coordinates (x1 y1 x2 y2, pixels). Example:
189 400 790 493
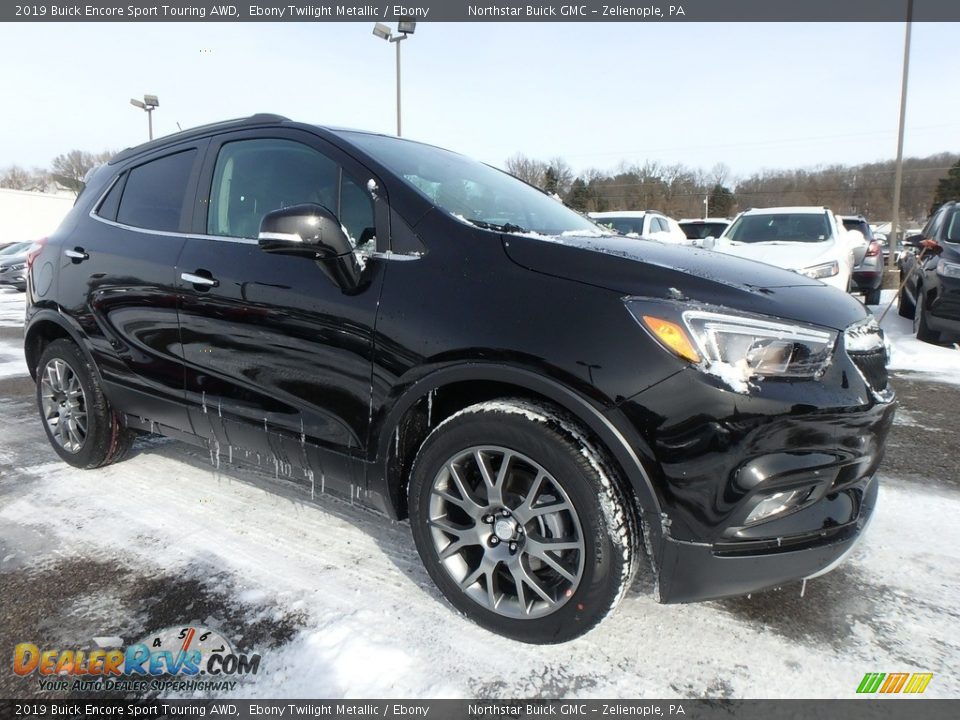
95 174 125 221
116 150 197 232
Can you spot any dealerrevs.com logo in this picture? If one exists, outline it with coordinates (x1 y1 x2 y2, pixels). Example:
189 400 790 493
13 625 261 694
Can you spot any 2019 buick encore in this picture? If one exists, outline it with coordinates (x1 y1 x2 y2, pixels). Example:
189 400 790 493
25 114 895 643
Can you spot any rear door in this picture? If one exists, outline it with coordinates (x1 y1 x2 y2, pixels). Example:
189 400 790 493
57 144 206 432
175 128 387 496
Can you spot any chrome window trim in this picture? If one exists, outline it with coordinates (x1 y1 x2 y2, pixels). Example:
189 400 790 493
88 168 422 259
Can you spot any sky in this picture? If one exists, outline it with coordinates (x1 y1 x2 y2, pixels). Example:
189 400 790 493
0 21 957 180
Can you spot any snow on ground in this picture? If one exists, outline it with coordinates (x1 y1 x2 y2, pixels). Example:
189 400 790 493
0 288 26 330
1 287 959 699
1 423 958 699
870 289 960 385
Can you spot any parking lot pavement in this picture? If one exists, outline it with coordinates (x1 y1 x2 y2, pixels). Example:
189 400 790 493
1 288 958 699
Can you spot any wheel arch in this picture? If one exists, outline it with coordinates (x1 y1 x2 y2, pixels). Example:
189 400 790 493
24 310 95 382
371 363 663 536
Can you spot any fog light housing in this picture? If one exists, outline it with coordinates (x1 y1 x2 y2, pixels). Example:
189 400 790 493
744 488 812 525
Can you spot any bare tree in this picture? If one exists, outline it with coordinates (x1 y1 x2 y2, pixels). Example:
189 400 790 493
505 153 547 189
50 149 114 195
0 165 49 192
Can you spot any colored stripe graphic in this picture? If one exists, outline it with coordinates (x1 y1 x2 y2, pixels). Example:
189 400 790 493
880 673 909 693
903 673 934 694
857 673 885 693
857 672 933 694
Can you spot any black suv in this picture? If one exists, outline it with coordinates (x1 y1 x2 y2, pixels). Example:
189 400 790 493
25 115 895 643
898 200 960 343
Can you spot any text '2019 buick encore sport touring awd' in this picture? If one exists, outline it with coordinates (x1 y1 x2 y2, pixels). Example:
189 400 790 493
25 114 895 643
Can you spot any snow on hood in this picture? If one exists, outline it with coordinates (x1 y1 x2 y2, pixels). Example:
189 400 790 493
710 238 837 271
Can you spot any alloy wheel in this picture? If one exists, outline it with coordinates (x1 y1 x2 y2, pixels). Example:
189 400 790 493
426 446 585 619
40 358 88 453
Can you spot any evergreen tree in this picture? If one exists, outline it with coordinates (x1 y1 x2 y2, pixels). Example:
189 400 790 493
543 166 560 195
709 184 735 217
566 178 591 211
930 159 960 214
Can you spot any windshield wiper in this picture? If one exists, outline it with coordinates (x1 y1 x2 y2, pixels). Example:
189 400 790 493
464 218 528 234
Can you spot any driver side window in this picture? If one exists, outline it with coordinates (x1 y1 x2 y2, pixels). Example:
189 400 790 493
207 137 374 247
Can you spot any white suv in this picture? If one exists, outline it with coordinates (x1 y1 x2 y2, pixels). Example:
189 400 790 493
589 210 689 244
705 206 867 292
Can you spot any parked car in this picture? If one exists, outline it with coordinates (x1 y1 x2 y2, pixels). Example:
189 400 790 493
589 210 689 244
0 242 37 292
678 218 730 244
897 200 960 343
839 215 884 305
706 206 866 293
26 115 894 643
0 241 32 257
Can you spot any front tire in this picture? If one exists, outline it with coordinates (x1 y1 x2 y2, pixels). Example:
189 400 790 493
36 339 134 468
898 282 915 319
913 290 941 344
408 399 639 643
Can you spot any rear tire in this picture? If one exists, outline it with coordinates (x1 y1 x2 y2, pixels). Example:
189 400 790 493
864 288 881 306
408 399 639 643
36 339 134 469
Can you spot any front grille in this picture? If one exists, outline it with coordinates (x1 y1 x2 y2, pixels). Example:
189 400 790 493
849 347 888 391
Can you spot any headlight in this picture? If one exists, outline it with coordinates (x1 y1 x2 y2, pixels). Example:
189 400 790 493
5 263 25 272
798 260 839 279
937 261 960 279
626 301 838 385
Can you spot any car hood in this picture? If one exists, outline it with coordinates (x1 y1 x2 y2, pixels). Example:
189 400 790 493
0 252 28 267
502 233 869 331
711 238 839 270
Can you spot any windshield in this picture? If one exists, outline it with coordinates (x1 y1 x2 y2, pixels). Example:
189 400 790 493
339 132 602 236
726 213 832 244
592 216 645 235
841 218 873 239
680 222 728 240
945 212 960 243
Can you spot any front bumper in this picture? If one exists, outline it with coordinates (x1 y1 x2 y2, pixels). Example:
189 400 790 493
926 277 960 334
0 267 26 289
614 341 895 603
657 476 877 602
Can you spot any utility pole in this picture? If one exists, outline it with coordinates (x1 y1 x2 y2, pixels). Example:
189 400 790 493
890 0 913 257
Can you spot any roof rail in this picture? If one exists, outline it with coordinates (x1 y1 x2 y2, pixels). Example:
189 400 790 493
110 113 291 165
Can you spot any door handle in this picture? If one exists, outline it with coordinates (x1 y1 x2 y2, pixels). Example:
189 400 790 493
181 271 219 288
65 248 89 261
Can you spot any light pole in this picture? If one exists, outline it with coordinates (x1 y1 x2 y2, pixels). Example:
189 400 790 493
890 0 913 258
130 94 159 140
373 21 416 137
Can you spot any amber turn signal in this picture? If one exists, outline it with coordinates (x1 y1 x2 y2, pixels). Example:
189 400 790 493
641 315 701 363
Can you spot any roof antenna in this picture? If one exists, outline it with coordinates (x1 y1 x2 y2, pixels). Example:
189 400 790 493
176 121 182 131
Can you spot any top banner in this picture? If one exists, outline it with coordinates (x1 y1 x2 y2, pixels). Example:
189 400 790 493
4 0 960 23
